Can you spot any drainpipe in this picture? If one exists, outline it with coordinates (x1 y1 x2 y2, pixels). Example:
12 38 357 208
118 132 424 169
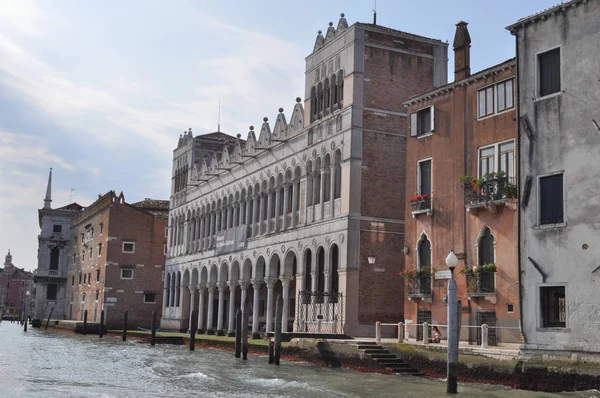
514 31 526 345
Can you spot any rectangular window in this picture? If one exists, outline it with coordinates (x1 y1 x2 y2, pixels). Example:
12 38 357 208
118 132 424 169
121 269 133 279
122 242 135 253
99 223 104 235
539 173 564 225
47 284 57 300
477 140 516 182
143 293 157 304
478 86 494 118
507 303 514 314
165 227 168 238
539 48 561 97
89 248 92 258
71 276 75 286
83 274 87 284
96 269 100 282
98 244 102 257
478 78 515 118
541 286 566 328
53 225 62 233
95 290 99 301
498 141 515 180
79 273 82 284
418 159 432 195
496 79 514 112
479 146 495 179
88 273 91 284
410 106 435 137
163 244 168 255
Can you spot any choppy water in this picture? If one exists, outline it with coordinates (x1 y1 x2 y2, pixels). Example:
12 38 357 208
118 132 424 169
0 322 598 397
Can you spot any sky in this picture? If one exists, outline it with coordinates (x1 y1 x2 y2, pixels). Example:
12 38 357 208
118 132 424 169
0 0 561 271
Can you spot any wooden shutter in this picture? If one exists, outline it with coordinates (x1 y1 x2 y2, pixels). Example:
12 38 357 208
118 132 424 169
430 106 435 133
522 176 533 208
410 113 418 137
520 115 534 142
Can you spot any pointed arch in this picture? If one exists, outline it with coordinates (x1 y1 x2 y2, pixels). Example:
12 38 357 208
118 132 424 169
477 226 496 265
417 232 432 269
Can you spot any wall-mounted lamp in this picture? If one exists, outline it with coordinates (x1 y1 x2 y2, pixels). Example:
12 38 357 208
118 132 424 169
367 252 376 265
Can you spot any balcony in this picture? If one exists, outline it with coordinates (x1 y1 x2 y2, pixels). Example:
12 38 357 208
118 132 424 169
407 273 432 301
462 174 517 214
409 194 433 218
466 272 496 302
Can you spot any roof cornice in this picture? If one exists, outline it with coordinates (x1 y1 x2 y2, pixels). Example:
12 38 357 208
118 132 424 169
506 0 587 33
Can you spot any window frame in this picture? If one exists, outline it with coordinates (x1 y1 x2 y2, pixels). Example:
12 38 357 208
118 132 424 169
120 269 134 280
538 284 567 330
537 171 566 228
477 77 515 120
536 46 562 100
416 157 433 196
143 293 157 304
53 224 62 233
476 139 516 181
122 241 136 254
410 106 435 138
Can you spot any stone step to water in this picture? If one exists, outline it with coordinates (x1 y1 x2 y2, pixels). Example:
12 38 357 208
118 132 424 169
356 342 423 376
367 353 397 359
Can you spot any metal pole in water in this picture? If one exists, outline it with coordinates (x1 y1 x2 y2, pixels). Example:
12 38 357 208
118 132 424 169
151 311 156 346
122 311 128 342
242 297 249 360
234 309 242 358
190 310 197 352
45 308 54 330
83 310 88 335
274 295 283 366
99 310 105 338
268 341 274 364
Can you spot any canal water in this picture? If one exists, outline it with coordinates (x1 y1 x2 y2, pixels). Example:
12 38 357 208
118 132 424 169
0 322 598 397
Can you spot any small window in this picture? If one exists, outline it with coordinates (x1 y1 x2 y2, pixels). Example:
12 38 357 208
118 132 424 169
82 251 85 262
418 159 432 195
164 227 168 238
539 173 564 225
89 248 92 258
122 242 135 253
540 286 566 328
95 291 99 301
88 273 91 284
507 303 514 313
98 244 102 257
79 273 82 284
99 223 104 235
539 48 561 97
83 274 87 284
498 141 515 180
163 244 168 255
121 269 133 280
53 225 62 233
478 86 494 118
71 276 75 286
81 234 84 243
410 106 435 137
143 293 157 303
47 284 57 300
496 79 514 112
479 146 495 178
96 269 100 282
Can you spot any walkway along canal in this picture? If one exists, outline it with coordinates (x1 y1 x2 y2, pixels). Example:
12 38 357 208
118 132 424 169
1 321 598 397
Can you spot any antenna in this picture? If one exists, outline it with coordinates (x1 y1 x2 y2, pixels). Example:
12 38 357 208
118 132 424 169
373 0 377 25
69 189 75 203
218 98 221 132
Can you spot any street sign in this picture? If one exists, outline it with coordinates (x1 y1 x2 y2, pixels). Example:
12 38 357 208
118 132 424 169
106 297 117 303
435 270 452 280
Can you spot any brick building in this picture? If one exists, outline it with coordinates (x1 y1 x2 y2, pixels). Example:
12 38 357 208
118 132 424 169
66 191 169 329
161 13 448 336
0 250 34 321
403 22 519 344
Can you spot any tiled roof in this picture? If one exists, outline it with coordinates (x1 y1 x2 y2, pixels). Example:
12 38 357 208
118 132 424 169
200 132 245 143
131 199 170 217
57 202 85 211
506 0 586 30
355 23 447 45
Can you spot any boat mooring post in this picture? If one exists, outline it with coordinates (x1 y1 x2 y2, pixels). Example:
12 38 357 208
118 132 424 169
99 310 105 338
274 295 283 366
83 310 88 335
122 311 128 342
45 307 54 330
268 341 274 364
190 310 197 352
234 309 242 358
151 310 157 346
242 297 249 360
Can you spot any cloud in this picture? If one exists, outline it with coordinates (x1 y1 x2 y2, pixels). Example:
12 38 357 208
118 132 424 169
0 129 73 171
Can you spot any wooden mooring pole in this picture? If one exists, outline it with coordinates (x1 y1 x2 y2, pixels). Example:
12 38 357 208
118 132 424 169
83 310 88 335
150 311 157 346
234 309 242 358
274 295 283 366
122 311 128 342
242 297 249 360
190 310 197 352
45 308 54 330
99 310 105 338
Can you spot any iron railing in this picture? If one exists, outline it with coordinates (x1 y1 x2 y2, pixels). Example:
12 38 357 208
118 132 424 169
410 196 432 213
296 290 344 334
466 272 496 296
464 177 516 206
407 274 432 296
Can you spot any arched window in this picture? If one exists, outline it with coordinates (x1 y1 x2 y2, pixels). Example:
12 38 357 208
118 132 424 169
338 71 344 104
317 82 324 115
317 247 325 294
479 227 495 265
331 245 339 294
310 86 317 122
331 74 338 106
324 78 330 111
304 250 312 293
49 247 59 271
165 274 171 308
176 272 181 307
418 236 431 269
334 151 342 199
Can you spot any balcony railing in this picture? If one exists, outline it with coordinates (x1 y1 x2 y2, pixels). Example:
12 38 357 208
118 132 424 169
410 195 432 217
463 176 517 211
407 274 432 297
466 272 496 296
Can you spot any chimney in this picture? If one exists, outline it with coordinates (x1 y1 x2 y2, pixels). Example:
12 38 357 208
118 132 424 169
453 21 471 82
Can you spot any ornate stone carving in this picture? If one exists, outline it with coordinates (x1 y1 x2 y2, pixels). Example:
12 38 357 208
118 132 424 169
312 238 317 248
253 250 257 259
292 158 296 166
339 233 345 243
325 236 331 246
312 149 317 158
281 245 285 253
302 154 307 162
321 145 326 155
267 248 271 256
275 166 279 173
327 120 332 136
330 141 336 150
298 241 303 251
336 114 342 131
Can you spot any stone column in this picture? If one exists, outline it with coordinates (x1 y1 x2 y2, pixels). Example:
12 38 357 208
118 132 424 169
233 203 239 228
227 281 237 336
259 193 266 235
264 277 277 333
239 280 250 319
206 284 215 334
251 278 262 336
197 285 205 332
266 190 273 233
216 282 226 335
275 187 282 231
293 275 304 332
183 219 189 254
329 164 336 217
283 183 290 229
319 167 326 219
196 217 201 251
207 212 213 248
291 180 299 228
252 195 259 237
188 286 196 332
280 275 293 333
226 205 232 229
199 216 205 251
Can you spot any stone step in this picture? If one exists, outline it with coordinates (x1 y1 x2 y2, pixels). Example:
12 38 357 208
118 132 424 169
381 362 412 369
373 357 406 364
356 345 384 350
362 348 387 354
391 368 422 375
353 341 380 346
366 353 396 359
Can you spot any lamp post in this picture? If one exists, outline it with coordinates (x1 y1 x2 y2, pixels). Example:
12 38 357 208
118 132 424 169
445 250 459 394
24 291 30 332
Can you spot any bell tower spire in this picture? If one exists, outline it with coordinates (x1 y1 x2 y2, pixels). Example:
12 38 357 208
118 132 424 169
44 168 52 209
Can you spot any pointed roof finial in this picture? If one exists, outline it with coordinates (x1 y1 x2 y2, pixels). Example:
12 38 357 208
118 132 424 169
44 168 52 209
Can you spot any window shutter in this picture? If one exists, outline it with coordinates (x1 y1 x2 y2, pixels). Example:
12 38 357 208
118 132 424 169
520 115 534 142
430 106 435 133
522 176 532 208
410 113 417 136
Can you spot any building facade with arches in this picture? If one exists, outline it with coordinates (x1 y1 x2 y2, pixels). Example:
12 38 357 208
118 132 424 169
403 22 519 344
161 14 448 337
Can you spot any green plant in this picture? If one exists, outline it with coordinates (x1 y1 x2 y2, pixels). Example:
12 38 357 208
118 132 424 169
398 266 434 280
458 265 472 275
483 263 497 273
506 184 518 198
